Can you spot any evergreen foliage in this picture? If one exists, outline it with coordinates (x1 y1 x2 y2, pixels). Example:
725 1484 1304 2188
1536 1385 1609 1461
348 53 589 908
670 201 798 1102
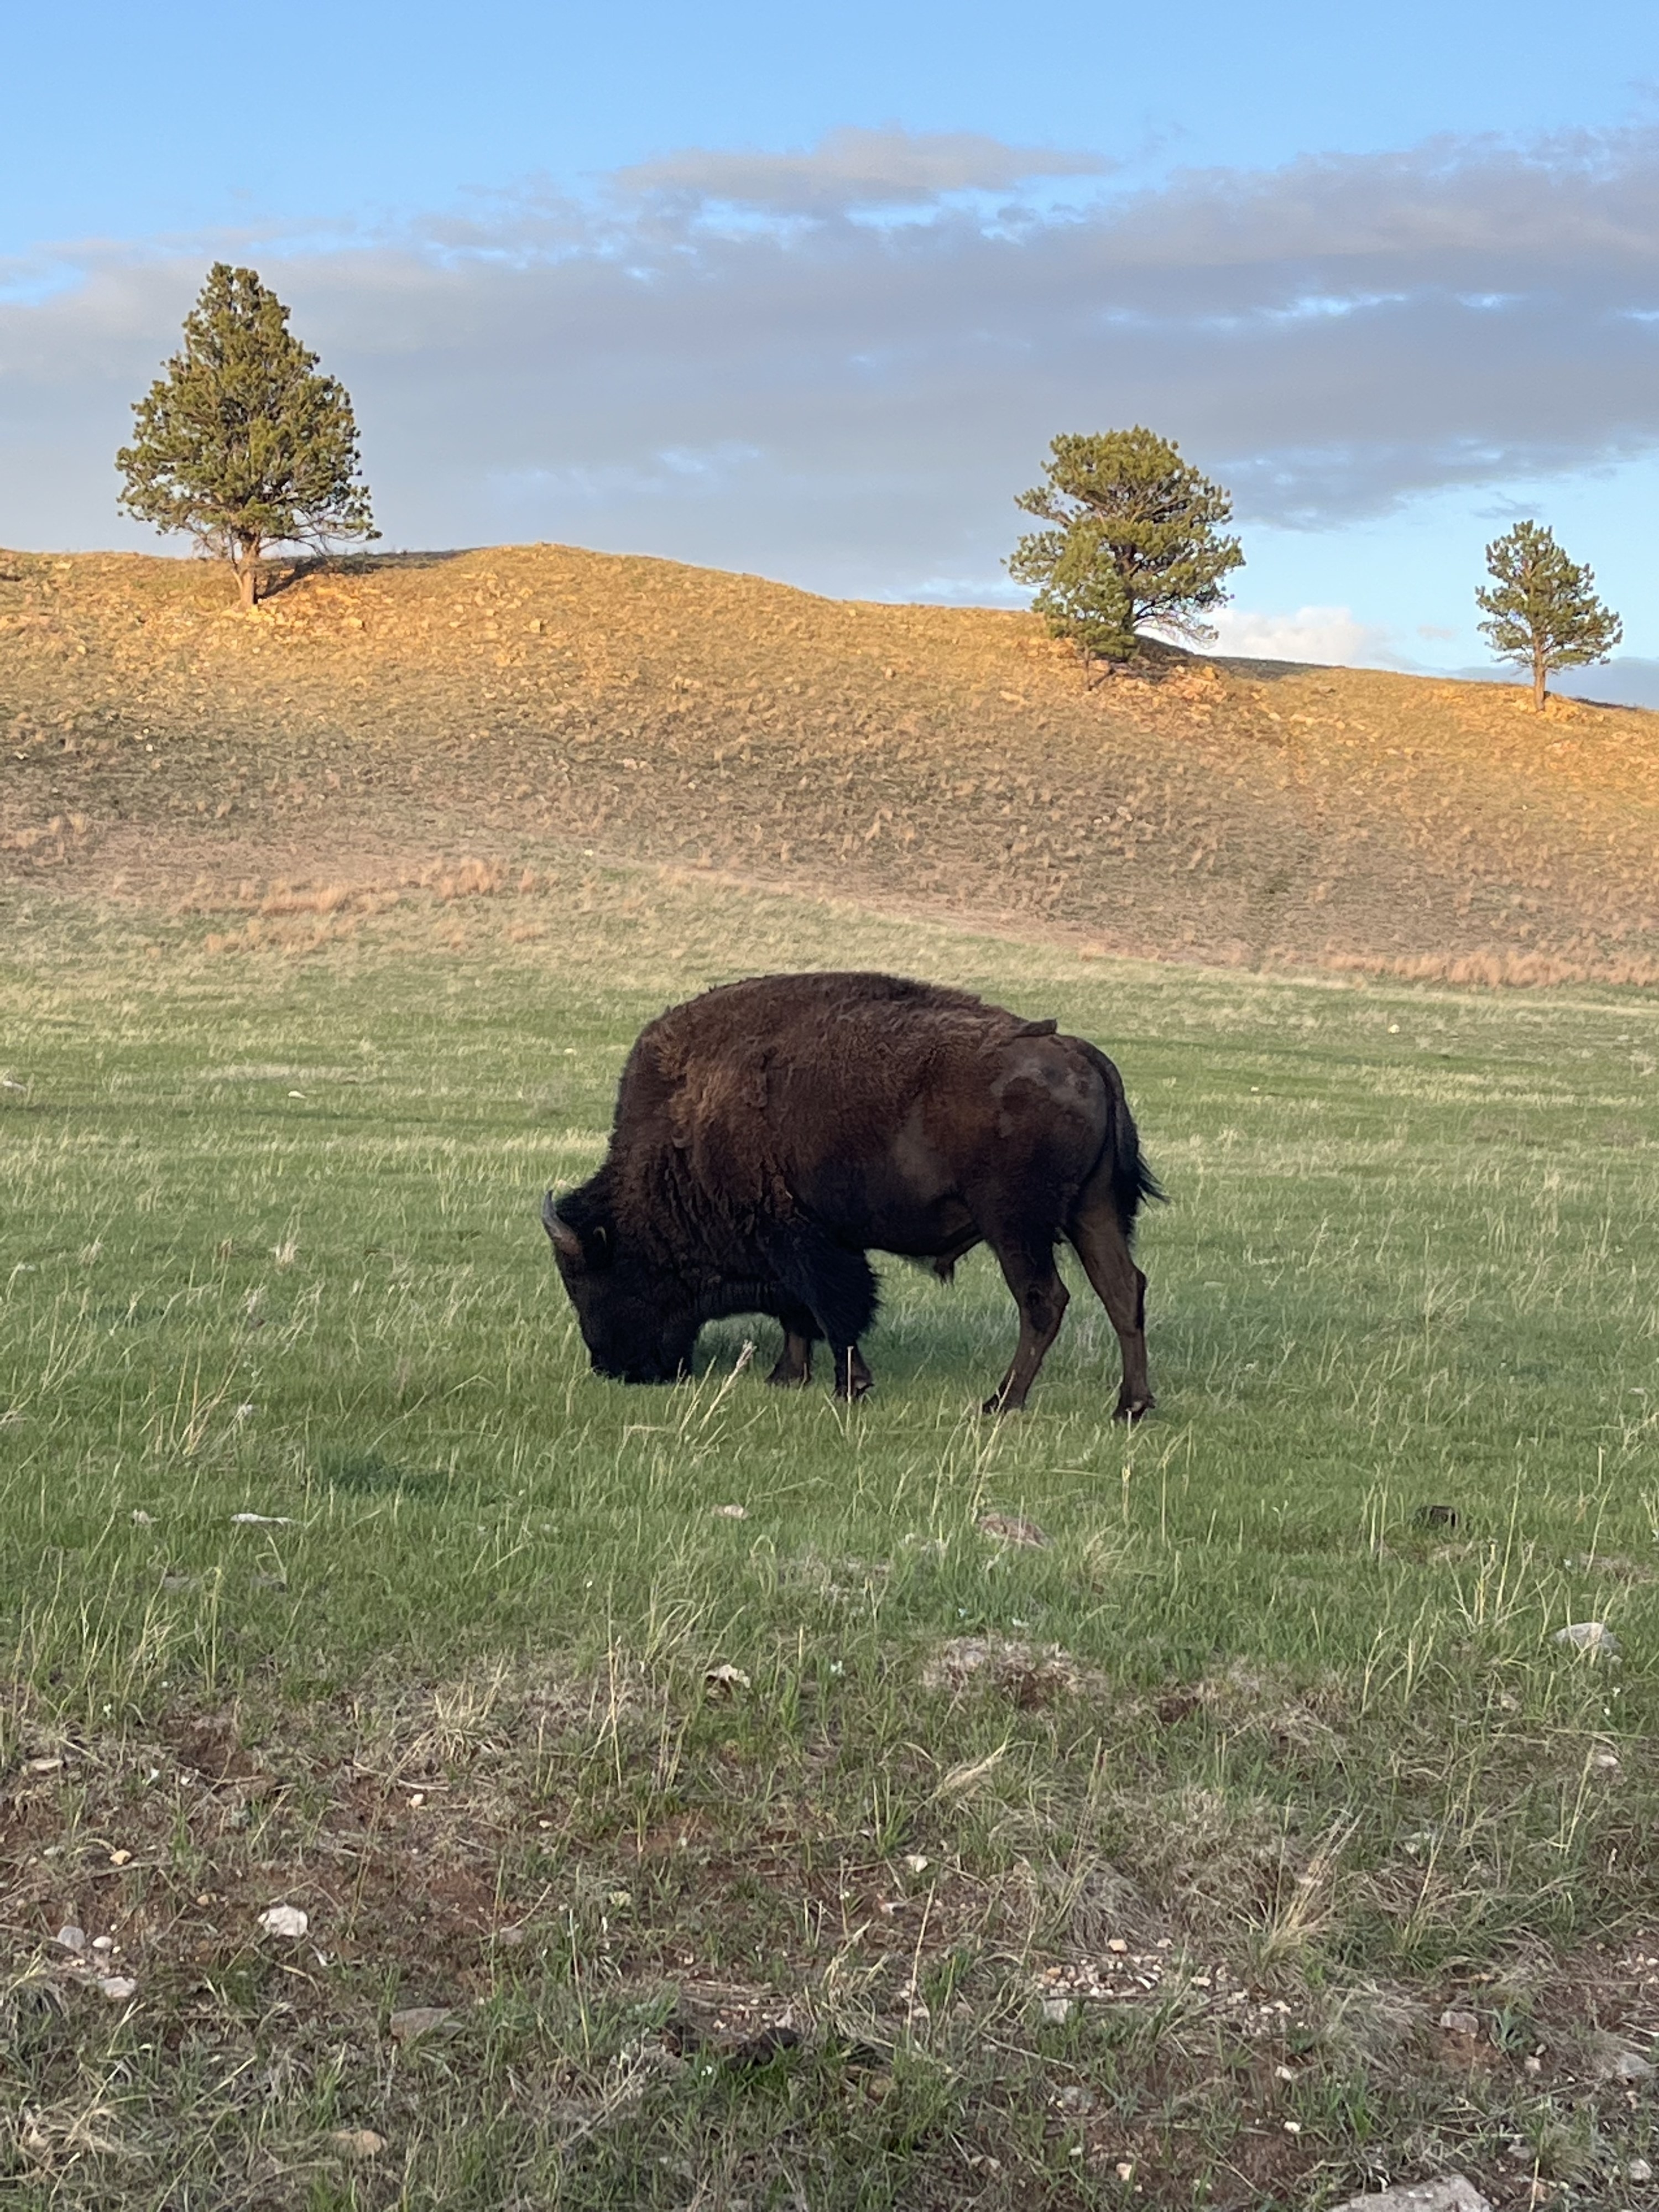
1476 520 1621 711
1009 428 1243 674
117 263 377 608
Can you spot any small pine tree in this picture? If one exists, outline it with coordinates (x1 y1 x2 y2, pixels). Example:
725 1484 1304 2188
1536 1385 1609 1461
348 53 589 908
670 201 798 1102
1475 520 1621 712
1009 428 1243 676
117 264 377 608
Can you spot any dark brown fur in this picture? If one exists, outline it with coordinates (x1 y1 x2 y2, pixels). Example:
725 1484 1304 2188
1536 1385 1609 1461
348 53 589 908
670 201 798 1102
543 972 1159 1414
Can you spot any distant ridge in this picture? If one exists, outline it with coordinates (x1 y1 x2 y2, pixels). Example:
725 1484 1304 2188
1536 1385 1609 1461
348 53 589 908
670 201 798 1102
1452 656 1659 713
3 542 1656 983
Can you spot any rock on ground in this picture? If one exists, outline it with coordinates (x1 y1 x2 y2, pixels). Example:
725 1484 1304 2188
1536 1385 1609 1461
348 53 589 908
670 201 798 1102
1327 2180 1492 2212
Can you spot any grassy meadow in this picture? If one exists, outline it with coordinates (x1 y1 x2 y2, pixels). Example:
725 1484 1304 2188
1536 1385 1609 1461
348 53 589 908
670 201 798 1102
2 867 1657 2209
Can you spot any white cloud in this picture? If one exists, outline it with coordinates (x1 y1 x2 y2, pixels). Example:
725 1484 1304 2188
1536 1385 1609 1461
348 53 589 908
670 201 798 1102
615 126 1111 212
7 124 1659 597
1207 604 1397 667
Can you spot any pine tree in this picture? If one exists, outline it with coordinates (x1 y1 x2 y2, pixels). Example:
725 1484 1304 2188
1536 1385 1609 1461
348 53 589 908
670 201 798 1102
1009 428 1243 676
117 264 377 608
1475 520 1621 712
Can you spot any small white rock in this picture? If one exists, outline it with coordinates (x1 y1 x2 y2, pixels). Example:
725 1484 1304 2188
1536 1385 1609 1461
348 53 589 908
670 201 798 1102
712 1503 747 1519
130 1509 154 1525
1439 2007 1481 2037
54 1924 86 1955
1627 2156 1652 2182
903 1853 931 1874
96 1975 138 2001
232 1511 292 1526
1612 2047 1653 2083
1326 2178 1493 2212
1040 1996 1072 2024
1554 1620 1621 1658
257 1905 309 1938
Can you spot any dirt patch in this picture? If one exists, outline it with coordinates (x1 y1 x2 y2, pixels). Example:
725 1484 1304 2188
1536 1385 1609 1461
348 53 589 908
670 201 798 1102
921 1634 1100 1703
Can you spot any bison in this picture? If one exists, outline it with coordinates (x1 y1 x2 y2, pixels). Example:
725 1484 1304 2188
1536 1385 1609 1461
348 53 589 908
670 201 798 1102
542 971 1160 1415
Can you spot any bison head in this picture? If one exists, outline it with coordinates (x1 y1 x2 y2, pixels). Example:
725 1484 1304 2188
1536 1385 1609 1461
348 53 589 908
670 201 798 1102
541 1187 695 1384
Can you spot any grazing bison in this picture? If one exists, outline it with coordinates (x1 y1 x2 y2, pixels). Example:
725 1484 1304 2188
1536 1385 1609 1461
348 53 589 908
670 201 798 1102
542 972 1160 1415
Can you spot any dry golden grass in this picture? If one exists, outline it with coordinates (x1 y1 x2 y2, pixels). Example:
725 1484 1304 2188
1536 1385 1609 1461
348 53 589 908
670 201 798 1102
4 541 1657 982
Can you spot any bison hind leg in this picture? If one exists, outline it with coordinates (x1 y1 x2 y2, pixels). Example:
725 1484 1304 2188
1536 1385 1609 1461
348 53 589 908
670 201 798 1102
1067 1176 1154 1420
973 1218 1071 1415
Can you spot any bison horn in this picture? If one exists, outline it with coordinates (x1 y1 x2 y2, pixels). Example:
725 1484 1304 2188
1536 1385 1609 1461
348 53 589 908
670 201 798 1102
541 1190 583 1259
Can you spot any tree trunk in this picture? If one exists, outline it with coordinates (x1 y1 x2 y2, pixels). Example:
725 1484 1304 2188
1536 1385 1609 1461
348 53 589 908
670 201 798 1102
234 536 262 610
1532 648 1547 712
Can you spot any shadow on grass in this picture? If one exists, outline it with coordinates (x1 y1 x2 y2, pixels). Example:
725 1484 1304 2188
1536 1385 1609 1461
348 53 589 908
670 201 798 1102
255 547 476 601
317 1448 450 1501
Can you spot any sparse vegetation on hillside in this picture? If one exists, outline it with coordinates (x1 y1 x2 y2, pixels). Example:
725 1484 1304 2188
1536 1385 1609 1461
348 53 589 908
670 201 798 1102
1477 520 1623 713
116 264 377 610
1009 429 1244 671
2 542 1657 984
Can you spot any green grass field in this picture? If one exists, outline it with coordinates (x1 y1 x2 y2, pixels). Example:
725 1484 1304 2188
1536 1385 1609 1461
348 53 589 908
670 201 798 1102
2 869 1656 2209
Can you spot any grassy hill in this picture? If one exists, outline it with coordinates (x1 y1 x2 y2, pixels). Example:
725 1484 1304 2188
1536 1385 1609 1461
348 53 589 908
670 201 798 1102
4 542 1658 984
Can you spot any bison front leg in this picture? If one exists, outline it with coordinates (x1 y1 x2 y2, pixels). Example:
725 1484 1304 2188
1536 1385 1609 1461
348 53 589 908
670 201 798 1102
763 1228 879 1401
766 1326 815 1388
982 1239 1070 1414
832 1344 874 1400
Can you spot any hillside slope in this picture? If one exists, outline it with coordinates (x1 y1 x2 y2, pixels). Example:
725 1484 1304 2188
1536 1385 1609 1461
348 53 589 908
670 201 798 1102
3 542 1657 981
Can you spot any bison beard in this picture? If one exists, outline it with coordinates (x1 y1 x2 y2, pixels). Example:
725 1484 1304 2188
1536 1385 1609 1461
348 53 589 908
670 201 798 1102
542 972 1160 1415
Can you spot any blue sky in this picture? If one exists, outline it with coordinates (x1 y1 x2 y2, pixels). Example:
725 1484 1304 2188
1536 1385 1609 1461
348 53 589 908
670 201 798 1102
4 1 1658 681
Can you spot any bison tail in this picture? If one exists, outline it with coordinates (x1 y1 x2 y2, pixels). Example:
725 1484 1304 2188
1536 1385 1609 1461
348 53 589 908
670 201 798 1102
1110 1093 1166 1243
1075 1041 1166 1241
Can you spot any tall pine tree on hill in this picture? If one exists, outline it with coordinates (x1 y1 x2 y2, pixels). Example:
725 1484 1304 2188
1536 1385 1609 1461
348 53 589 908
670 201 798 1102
1009 428 1243 677
1475 520 1621 711
117 264 377 608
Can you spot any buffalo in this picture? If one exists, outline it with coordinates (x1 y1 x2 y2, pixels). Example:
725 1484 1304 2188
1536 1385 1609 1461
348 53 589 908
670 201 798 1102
542 971 1160 1415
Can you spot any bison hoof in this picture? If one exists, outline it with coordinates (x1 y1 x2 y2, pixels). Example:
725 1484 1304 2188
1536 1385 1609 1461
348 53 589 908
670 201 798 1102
766 1362 810 1389
1113 1393 1155 1423
980 1392 1025 1417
